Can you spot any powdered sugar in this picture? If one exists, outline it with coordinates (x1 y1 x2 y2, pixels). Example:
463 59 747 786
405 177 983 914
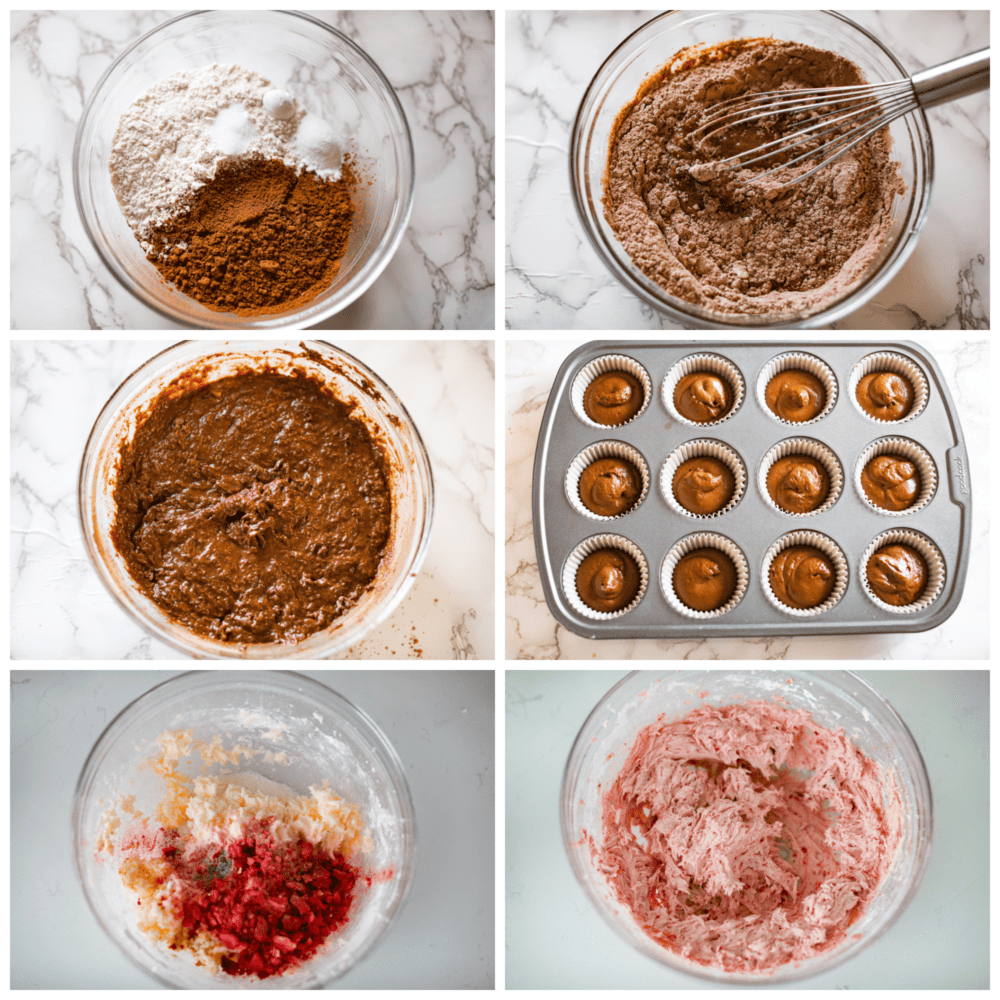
109 64 345 251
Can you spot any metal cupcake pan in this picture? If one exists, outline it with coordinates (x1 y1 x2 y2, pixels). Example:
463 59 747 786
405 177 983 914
532 341 971 638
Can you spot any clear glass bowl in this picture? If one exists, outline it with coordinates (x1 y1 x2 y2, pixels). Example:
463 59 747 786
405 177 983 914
74 10 414 329
78 340 434 659
561 670 933 984
72 670 415 989
571 11 934 329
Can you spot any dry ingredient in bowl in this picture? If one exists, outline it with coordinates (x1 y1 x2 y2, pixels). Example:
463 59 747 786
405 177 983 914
110 64 356 317
95 729 392 980
603 39 905 319
594 700 903 973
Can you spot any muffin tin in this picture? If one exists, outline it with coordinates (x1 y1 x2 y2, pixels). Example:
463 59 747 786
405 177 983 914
532 341 971 638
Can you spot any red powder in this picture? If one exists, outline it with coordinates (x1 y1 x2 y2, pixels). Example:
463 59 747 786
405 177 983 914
160 819 359 979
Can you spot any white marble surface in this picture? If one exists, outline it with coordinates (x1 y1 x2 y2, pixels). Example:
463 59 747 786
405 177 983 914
12 668 494 988
11 339 494 659
505 337 989 659
11 10 494 330
506 669 988 988
505 10 989 329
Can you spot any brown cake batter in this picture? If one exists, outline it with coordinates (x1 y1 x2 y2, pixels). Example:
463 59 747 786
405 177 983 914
673 372 733 423
766 455 830 513
672 548 737 611
575 548 641 613
768 545 835 609
112 370 392 644
866 543 927 606
578 457 642 517
672 456 735 515
856 372 914 421
861 454 920 511
765 370 826 423
583 371 645 426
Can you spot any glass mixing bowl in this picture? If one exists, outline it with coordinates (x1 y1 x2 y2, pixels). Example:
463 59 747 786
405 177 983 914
78 340 434 659
72 670 415 989
561 670 932 984
74 10 414 329
571 11 933 329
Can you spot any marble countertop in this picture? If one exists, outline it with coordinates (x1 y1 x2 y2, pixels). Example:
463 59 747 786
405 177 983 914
12 668 494 988
505 337 989 659
505 669 988 987
506 10 989 330
12 339 494 659
11 10 494 330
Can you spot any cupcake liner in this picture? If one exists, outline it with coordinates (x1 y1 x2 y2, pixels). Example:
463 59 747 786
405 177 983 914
565 441 651 522
660 532 749 619
758 437 843 518
860 529 946 614
849 352 929 425
854 437 937 516
571 354 652 429
563 533 649 621
762 530 848 617
660 438 747 519
756 352 838 426
661 353 745 428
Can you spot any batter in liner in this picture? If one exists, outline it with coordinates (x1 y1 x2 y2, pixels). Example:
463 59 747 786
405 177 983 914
604 38 904 319
112 369 392 644
597 700 902 973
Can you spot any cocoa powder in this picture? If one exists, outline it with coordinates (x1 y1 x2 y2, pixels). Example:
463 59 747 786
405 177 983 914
604 38 905 320
148 157 356 317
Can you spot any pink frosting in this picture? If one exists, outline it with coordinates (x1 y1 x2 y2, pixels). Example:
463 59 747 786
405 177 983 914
597 700 902 973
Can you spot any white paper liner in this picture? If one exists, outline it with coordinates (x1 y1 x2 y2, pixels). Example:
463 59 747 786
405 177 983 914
860 529 946 614
571 354 652 429
854 437 937 517
661 353 744 428
756 352 837 426
660 532 749 619
762 530 848 617
758 437 843 518
660 439 746 519
848 352 929 425
563 533 649 620
565 441 651 522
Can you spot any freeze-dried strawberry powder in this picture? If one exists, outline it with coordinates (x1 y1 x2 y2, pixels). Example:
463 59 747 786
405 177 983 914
160 818 359 979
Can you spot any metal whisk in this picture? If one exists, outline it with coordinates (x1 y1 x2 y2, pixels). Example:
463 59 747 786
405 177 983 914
691 48 989 186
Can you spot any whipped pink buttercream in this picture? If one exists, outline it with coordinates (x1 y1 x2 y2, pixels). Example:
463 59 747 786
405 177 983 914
597 700 902 973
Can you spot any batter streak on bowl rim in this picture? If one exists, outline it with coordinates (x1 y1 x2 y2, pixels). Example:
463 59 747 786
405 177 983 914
603 37 905 321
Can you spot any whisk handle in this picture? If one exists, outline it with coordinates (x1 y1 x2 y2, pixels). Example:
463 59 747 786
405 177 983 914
911 48 989 109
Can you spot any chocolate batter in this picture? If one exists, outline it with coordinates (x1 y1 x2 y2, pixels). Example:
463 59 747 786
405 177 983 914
578 457 642 517
672 548 737 611
765 370 826 423
112 371 392 644
575 548 641 613
866 544 928 606
856 372 914 421
672 456 735 515
766 455 830 514
673 372 733 423
583 371 645 426
861 454 920 512
768 545 835 609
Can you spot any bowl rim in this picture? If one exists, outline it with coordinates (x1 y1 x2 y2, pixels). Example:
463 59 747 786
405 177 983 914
560 668 934 984
71 668 417 989
76 339 435 659
569 9 935 329
72 8 416 329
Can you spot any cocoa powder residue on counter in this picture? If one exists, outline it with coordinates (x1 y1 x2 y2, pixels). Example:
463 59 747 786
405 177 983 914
603 38 905 320
147 157 357 317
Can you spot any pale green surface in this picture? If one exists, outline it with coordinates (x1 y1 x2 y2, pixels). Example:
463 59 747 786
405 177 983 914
505 669 988 989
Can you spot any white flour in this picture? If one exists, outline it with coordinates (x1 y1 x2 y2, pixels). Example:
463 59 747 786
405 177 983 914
109 64 342 251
